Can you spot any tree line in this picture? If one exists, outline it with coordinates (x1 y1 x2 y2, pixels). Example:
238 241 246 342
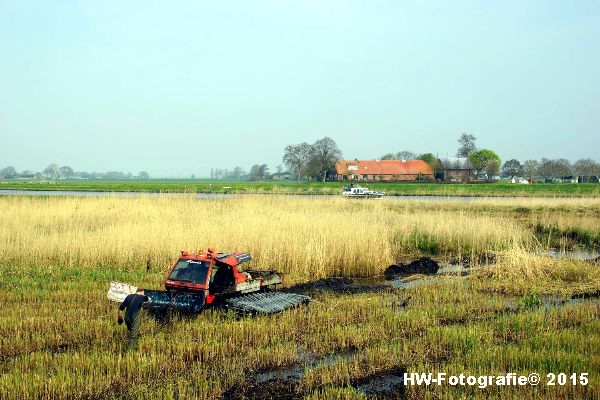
380 133 600 180
0 163 150 179
501 158 600 181
282 137 342 182
223 137 343 182
376 134 503 179
212 133 599 182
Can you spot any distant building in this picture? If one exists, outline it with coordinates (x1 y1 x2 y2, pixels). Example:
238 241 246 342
270 172 292 181
578 175 599 183
335 160 434 182
439 157 473 182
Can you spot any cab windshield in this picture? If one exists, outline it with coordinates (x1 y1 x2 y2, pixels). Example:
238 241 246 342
168 259 210 284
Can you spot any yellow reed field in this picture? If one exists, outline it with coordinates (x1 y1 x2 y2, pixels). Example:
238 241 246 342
0 195 538 282
1 195 599 399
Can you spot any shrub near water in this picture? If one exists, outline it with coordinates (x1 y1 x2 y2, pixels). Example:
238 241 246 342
0 196 533 281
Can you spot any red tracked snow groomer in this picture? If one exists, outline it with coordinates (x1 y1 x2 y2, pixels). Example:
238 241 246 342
107 248 310 315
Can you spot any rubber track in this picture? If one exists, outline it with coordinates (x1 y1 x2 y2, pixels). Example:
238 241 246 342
225 291 311 315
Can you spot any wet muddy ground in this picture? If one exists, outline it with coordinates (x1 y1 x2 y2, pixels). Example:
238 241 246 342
287 276 388 296
223 347 406 399
223 289 598 399
287 257 449 296
228 252 599 399
287 249 600 298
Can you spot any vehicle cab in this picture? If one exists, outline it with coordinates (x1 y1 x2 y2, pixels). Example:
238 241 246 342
164 248 254 305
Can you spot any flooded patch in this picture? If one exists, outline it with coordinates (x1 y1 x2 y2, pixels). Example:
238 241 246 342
389 277 438 289
385 258 472 289
504 294 597 310
224 350 360 399
436 264 471 276
228 350 406 399
449 252 497 266
536 248 599 261
252 350 357 384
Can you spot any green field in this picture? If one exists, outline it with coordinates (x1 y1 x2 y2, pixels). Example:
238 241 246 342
1 179 599 197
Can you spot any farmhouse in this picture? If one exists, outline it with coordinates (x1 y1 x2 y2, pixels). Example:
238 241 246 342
439 157 473 182
335 159 434 182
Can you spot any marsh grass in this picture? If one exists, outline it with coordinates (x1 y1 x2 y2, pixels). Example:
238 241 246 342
1 196 599 399
0 195 538 281
473 251 600 296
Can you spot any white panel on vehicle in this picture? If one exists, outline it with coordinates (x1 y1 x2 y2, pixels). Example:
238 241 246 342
236 281 261 294
107 281 138 303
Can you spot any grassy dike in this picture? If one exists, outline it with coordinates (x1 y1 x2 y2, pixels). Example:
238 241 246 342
1 195 598 399
2 179 600 197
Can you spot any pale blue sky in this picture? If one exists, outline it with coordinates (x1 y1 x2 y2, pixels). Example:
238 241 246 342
1 1 598 177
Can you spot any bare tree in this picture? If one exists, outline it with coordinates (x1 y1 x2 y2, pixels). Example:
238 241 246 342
537 158 553 179
59 166 74 179
302 157 322 180
248 164 269 180
457 133 477 158
283 142 313 182
0 166 17 179
484 159 501 178
553 159 572 178
138 171 150 179
523 160 539 181
43 163 60 179
310 137 342 182
380 153 395 160
232 166 245 179
395 150 416 160
538 158 572 179
573 158 600 177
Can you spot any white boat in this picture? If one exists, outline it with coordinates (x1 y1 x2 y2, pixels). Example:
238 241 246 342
342 185 384 198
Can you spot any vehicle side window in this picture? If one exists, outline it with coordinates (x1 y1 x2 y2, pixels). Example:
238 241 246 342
210 266 219 283
212 261 234 288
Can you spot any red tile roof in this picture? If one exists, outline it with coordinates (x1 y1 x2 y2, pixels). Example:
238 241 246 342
335 160 434 176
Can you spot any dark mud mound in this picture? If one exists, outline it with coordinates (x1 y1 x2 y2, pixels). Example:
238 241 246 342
385 257 439 280
288 277 387 295
223 379 299 400
352 366 406 399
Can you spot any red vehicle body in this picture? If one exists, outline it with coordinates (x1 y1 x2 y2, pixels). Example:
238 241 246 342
144 248 284 313
108 248 308 315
